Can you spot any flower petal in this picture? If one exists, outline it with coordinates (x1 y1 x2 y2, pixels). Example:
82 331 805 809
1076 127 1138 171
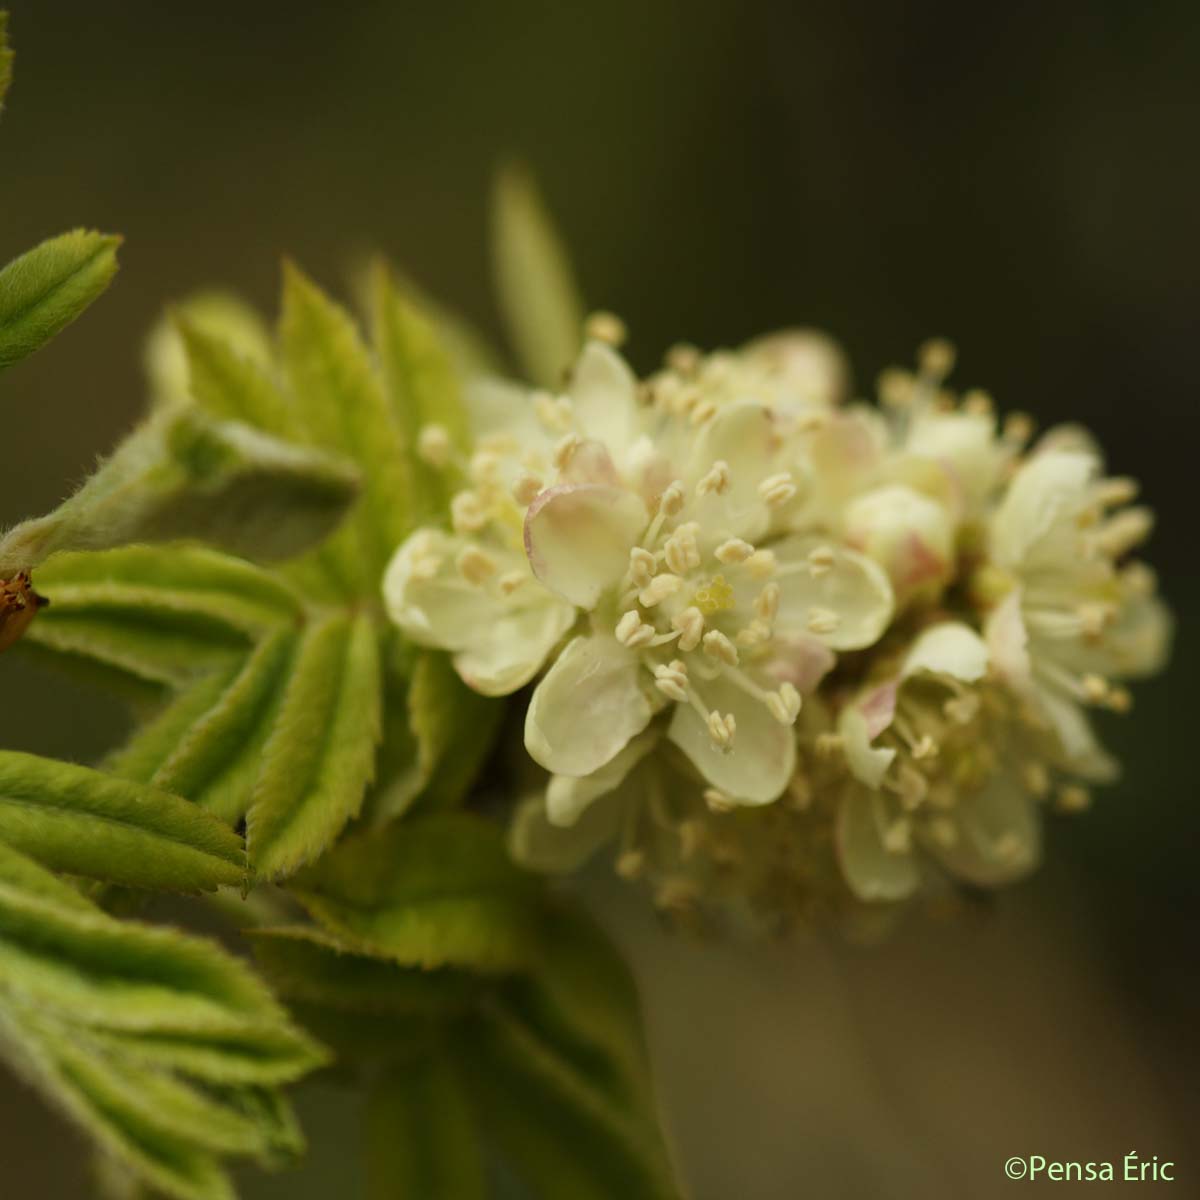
509 792 623 874
926 774 1041 886
454 596 576 696
546 728 660 826
667 671 795 805
741 328 848 409
524 634 653 776
984 589 1034 694
836 789 920 902
990 451 1096 571
383 529 508 652
687 403 775 544
1036 685 1119 783
771 535 894 651
569 340 640 457
838 706 896 789
524 483 647 608
901 622 989 683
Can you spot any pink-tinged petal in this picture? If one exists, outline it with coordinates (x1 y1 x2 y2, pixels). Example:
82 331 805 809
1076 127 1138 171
859 682 899 740
667 672 795 805
808 411 885 506
764 634 837 694
524 483 648 608
838 707 896 789
837 789 920 902
569 340 640 456
741 328 849 408
524 634 653 776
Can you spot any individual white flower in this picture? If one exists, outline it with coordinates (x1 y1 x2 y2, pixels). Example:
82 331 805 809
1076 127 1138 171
520 342 895 806
981 449 1172 781
835 622 1041 900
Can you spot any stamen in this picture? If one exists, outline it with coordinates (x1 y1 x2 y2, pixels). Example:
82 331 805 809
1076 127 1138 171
628 546 657 588
552 432 581 471
1093 508 1153 558
511 470 543 506
736 618 771 647
807 545 836 576
806 607 840 636
917 337 956 380
754 582 780 622
416 423 453 467
469 449 503 486
882 818 913 855
704 787 734 813
455 545 497 584
1057 785 1091 813
690 399 719 426
757 472 797 507
715 537 755 565
498 570 526 596
664 523 702 574
961 389 993 417
1003 411 1035 444
707 710 737 750
672 606 705 652
696 460 731 497
450 491 488 533
765 682 801 725
615 849 645 879
640 573 683 607
584 310 627 347
1023 762 1050 797
533 391 573 433
616 610 656 648
667 343 702 375
877 368 915 410
653 660 689 702
702 629 739 666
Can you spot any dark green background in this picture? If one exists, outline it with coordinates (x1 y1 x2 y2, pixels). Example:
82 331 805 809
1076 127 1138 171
1 2 1194 1196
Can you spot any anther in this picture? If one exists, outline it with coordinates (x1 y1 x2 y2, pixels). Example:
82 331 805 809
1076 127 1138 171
498 570 526 596
877 368 915 409
757 472 797 508
1003 412 1035 443
628 546 657 589
702 629 739 666
552 432 581 471
450 491 488 533
806 607 840 636
961 389 993 417
511 471 543 506
664 523 702 574
807 545 835 576
917 337 956 380
754 582 780 623
765 683 801 725
653 660 689 702
707 710 737 750
696 460 731 497
533 391 573 433
690 399 719 426
704 787 734 813
715 538 755 565
666 343 702 375
672 606 705 652
585 311 627 347
640 574 683 607
416 423 453 467
616 610 656 648
744 549 777 579
736 618 771 647
456 545 497 584
659 481 686 517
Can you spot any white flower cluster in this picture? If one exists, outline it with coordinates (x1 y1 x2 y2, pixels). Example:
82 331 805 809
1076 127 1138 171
384 328 1171 924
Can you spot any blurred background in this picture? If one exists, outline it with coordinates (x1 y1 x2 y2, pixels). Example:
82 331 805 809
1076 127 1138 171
1 1 1195 1195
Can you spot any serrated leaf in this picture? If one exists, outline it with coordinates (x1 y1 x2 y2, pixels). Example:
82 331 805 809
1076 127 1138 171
279 263 411 593
27 546 299 687
0 842 325 1200
0 229 121 371
492 165 585 388
0 408 360 575
371 263 469 526
460 1004 680 1200
0 750 244 892
251 926 478 1017
292 814 542 973
246 611 382 879
0 12 13 114
366 1058 486 1200
175 315 295 436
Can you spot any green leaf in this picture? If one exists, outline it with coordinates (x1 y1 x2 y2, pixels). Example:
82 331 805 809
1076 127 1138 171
461 1003 680 1200
0 408 360 575
0 750 245 892
279 263 411 592
251 926 478 1018
0 842 325 1200
246 611 382 879
365 1058 486 1200
371 263 470 526
0 12 13 113
292 814 543 973
0 229 120 371
492 165 585 388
